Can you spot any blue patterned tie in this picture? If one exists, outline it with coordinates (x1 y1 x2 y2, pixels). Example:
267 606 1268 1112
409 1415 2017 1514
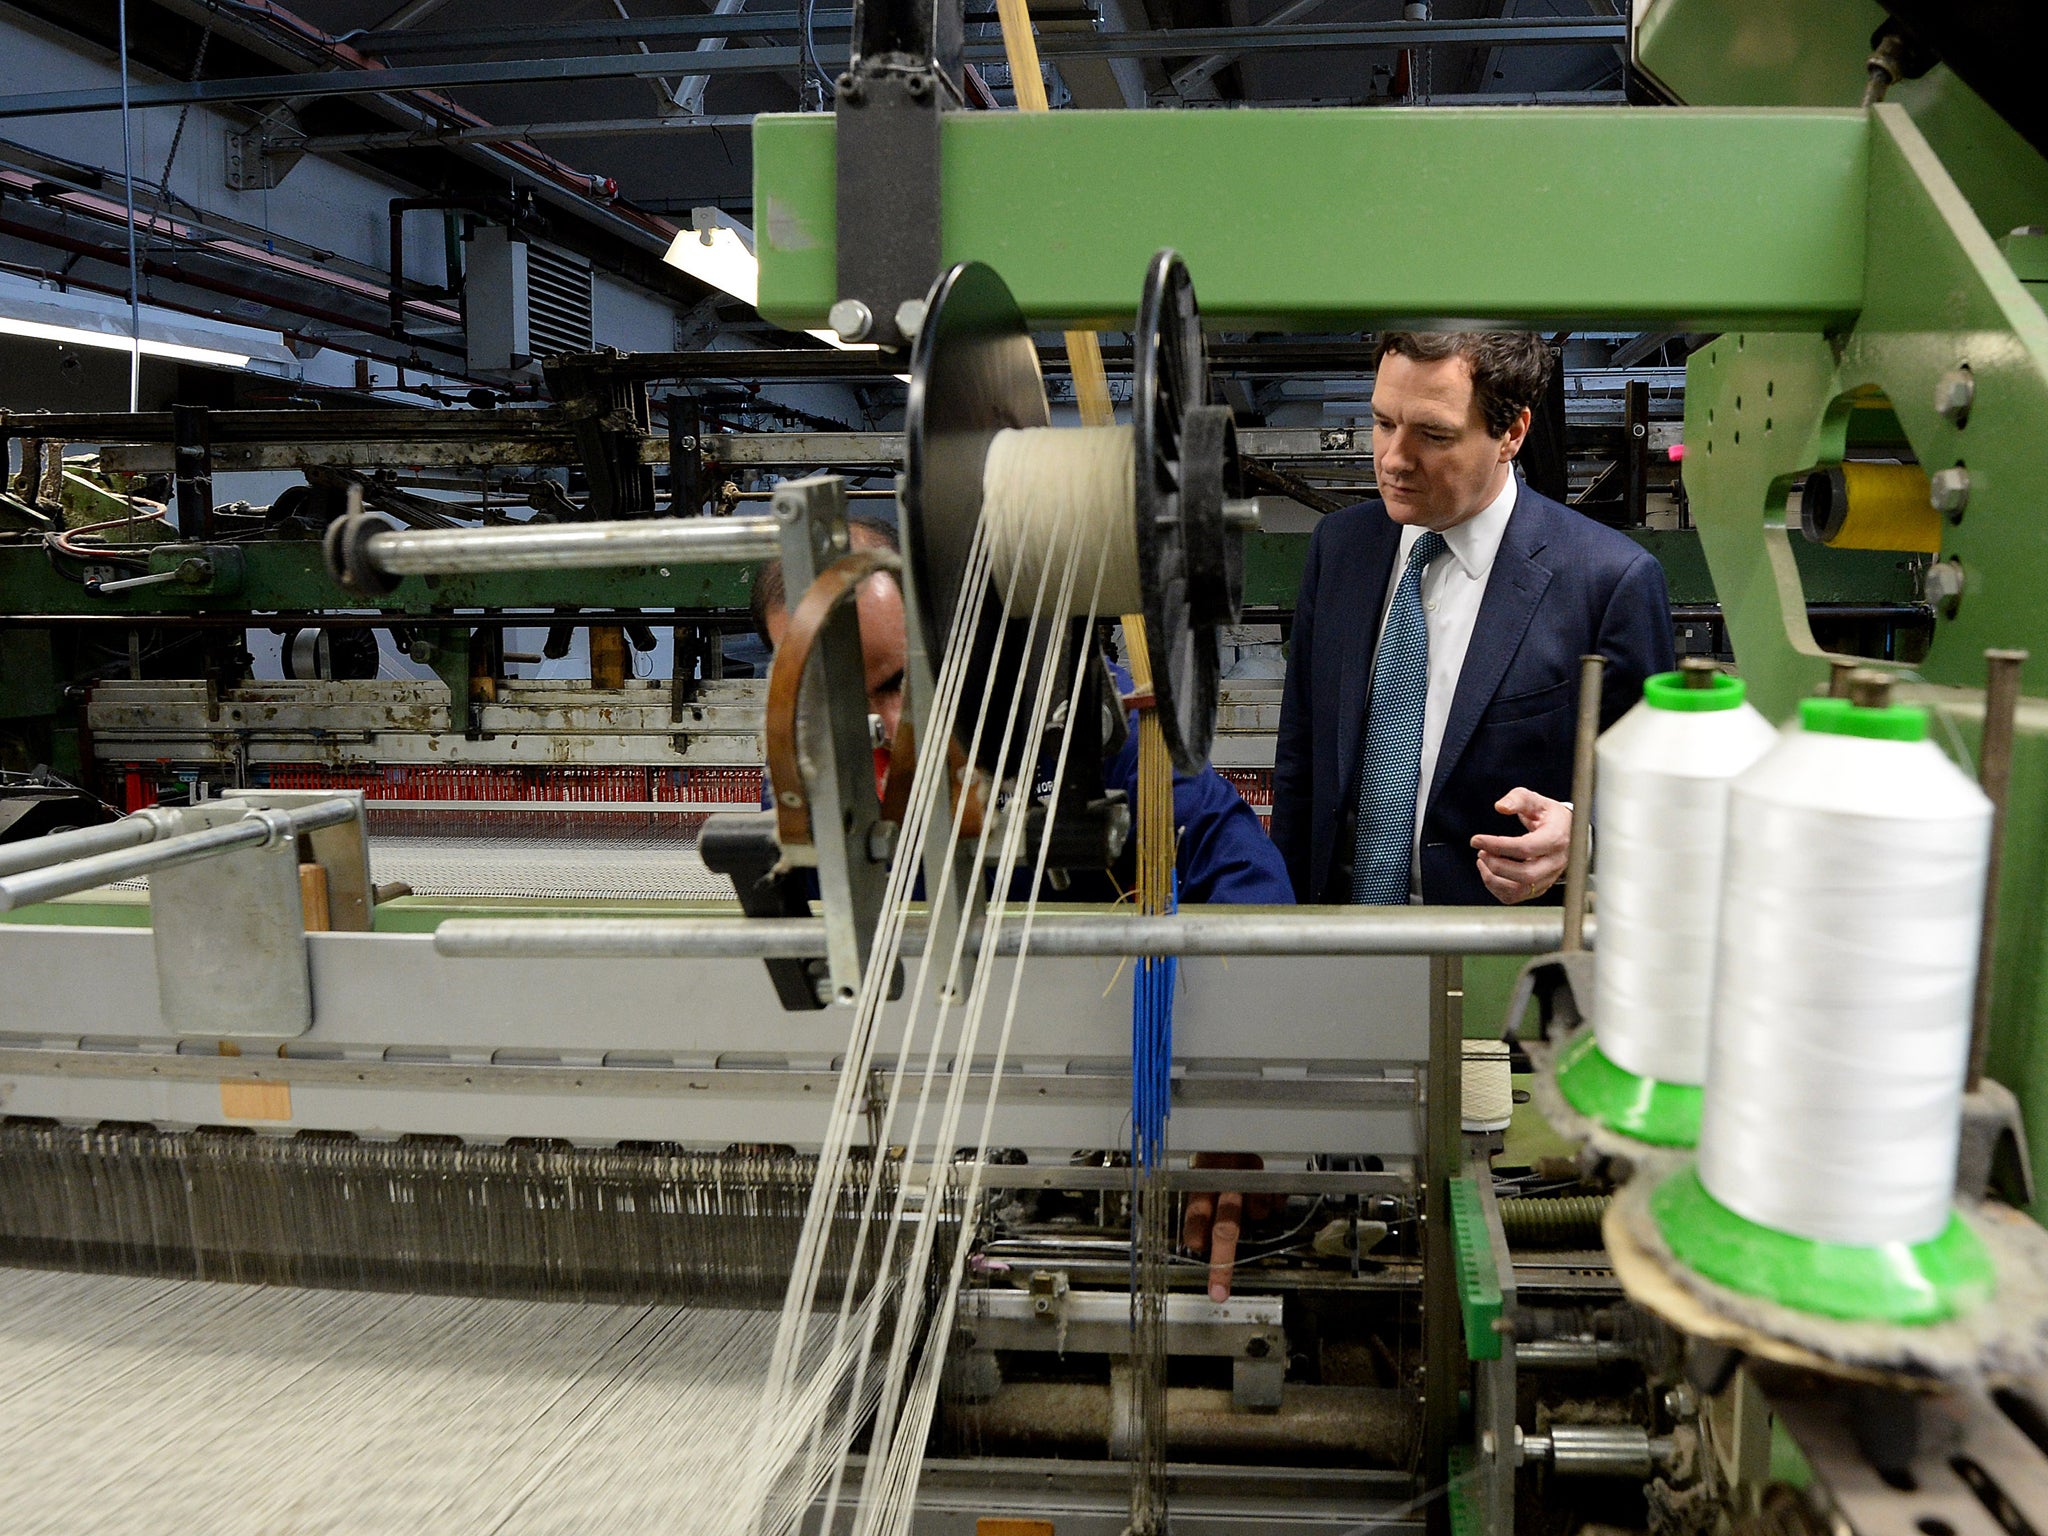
1351 530 1449 904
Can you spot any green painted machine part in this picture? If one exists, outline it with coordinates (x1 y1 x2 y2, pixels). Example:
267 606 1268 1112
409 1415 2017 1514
754 108 1868 333
1446 1175 1503 1362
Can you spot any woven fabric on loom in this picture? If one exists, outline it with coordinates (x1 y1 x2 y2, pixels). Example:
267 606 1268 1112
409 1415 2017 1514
0 1266 782 1535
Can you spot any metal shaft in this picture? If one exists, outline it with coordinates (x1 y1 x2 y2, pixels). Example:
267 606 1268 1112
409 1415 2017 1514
0 810 176 879
0 799 356 912
1968 647 2028 1090
359 515 782 577
434 906 1584 961
1560 653 1605 952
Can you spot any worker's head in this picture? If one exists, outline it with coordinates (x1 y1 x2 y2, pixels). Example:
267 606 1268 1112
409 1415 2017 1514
1369 333 1550 532
750 514 908 739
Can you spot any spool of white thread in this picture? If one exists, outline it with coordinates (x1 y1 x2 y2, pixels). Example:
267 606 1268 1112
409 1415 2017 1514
1697 693 1991 1247
1462 1038 1513 1132
981 426 1144 616
1591 667 1777 1089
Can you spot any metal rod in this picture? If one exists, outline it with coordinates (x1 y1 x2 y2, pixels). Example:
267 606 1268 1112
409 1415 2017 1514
434 906 1583 961
1968 647 2027 1090
0 810 173 879
1560 653 1605 952
359 515 782 577
116 0 140 413
0 799 356 912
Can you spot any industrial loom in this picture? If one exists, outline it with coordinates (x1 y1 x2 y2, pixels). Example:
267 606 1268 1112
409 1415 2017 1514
3 1 2048 1533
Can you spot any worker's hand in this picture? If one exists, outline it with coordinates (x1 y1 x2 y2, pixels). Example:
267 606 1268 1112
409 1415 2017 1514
1470 788 1571 905
1180 1152 1276 1302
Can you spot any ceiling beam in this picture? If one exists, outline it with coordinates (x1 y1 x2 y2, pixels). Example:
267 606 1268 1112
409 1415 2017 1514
0 17 1627 118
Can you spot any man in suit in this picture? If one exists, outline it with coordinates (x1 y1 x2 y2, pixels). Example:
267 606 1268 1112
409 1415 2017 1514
1271 332 1674 906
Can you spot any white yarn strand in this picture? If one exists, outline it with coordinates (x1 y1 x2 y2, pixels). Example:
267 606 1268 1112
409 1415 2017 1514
752 432 1120 1536
982 426 1144 618
1591 695 1776 1084
1698 724 1992 1247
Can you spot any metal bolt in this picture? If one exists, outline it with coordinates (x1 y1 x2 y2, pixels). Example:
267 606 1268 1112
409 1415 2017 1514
829 298 874 344
1930 465 1971 522
1480 1430 1496 1458
1934 367 1975 425
894 298 928 342
1845 668 1893 709
1663 1384 1698 1420
835 72 861 103
773 491 804 524
678 434 699 451
1925 558 1966 618
906 71 932 99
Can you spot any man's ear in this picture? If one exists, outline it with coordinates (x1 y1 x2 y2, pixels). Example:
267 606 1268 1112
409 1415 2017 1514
1498 406 1533 463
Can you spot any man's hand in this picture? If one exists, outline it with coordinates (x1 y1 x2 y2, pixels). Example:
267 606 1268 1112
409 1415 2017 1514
1470 788 1572 904
1180 1152 1276 1302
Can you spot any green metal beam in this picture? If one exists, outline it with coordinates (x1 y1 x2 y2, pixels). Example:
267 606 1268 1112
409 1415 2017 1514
1681 105 2048 723
0 543 758 619
755 108 1868 332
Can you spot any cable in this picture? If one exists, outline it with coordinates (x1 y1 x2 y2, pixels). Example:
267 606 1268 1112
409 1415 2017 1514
801 0 839 98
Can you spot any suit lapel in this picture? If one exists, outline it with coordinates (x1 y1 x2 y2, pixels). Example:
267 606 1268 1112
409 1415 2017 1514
1426 487 1554 809
1335 514 1400 793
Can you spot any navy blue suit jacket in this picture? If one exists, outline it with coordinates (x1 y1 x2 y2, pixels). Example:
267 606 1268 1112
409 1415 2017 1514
1270 482 1674 906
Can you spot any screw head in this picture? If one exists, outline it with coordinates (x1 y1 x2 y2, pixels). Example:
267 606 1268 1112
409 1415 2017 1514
906 71 932 99
894 298 929 342
829 298 874 344
1930 465 1971 520
1934 367 1975 425
835 72 861 102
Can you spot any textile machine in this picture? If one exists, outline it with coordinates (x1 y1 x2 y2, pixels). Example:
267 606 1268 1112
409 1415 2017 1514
0 0 2047 1533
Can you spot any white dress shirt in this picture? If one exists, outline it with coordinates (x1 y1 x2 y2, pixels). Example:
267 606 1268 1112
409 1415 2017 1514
1370 470 1519 892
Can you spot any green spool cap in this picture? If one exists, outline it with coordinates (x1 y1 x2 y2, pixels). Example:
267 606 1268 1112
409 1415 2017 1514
1799 694 1928 743
1650 1166 1994 1325
1555 1031 1702 1147
1642 669 1746 713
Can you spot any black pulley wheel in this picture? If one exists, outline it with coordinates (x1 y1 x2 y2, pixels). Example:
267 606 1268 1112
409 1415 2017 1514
902 262 1062 782
1134 249 1237 774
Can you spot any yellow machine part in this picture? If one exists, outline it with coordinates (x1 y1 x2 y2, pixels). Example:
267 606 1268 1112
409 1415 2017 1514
1799 463 1941 554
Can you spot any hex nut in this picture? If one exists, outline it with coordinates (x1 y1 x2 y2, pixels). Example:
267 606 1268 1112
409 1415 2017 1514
828 298 874 344
1934 367 1975 425
1930 466 1971 521
1925 558 1966 618
894 298 929 342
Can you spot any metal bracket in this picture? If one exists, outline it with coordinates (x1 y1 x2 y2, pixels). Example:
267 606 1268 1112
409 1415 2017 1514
150 806 314 1039
768 475 892 1006
225 127 303 191
220 788 374 931
830 0 962 349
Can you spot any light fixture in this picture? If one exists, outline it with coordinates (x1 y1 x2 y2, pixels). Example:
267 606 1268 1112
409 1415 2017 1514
664 209 890 358
0 313 251 369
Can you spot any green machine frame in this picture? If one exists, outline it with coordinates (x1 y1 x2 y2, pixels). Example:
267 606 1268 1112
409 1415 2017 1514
751 14 2048 1216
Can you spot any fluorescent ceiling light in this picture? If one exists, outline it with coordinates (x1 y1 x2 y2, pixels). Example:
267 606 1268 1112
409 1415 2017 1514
664 211 890 358
0 276 296 374
0 313 251 369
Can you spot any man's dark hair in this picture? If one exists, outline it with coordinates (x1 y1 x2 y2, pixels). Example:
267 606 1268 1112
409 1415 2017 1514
749 513 901 643
1374 332 1555 438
